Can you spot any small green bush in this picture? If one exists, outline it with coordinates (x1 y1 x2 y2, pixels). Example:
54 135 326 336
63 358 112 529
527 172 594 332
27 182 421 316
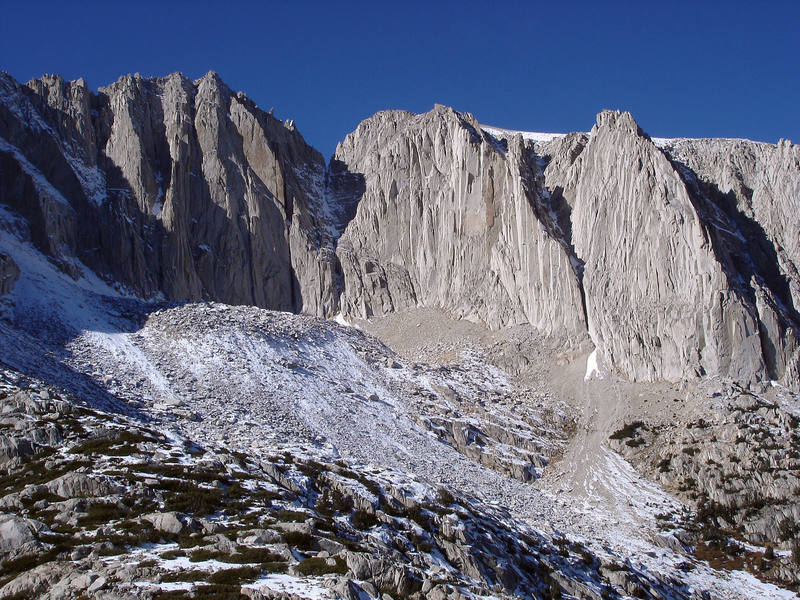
436 487 455 507
296 556 347 576
78 502 123 526
351 509 378 530
208 566 261 584
609 421 646 440
164 482 223 516
190 548 221 562
791 538 800 566
282 530 314 550
222 546 282 564
276 509 309 523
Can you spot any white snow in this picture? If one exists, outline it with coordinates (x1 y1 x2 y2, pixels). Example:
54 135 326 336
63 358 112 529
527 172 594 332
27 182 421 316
0 207 123 301
0 76 57 134
480 125 567 143
584 349 600 380
243 573 335 599
331 312 358 329
480 122 769 151
651 136 772 148
134 581 194 592
65 152 108 206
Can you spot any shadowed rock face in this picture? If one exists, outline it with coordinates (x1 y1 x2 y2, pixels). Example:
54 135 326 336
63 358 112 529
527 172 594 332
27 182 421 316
2 70 799 389
0 253 19 296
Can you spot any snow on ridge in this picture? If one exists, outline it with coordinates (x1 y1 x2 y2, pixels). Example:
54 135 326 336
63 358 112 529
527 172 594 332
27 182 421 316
0 75 57 135
481 122 771 149
480 125 567 143
651 135 774 148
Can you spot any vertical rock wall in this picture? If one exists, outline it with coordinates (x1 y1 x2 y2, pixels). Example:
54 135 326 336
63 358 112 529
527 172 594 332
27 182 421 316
333 106 587 339
1 69 799 389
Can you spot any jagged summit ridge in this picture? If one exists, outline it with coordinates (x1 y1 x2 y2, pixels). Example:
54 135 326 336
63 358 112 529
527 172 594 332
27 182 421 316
1 71 799 390
334 105 800 387
0 69 341 316
334 102 587 338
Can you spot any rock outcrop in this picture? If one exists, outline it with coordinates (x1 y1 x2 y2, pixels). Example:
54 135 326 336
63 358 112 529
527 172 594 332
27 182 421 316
0 253 19 296
2 69 799 390
333 106 587 339
565 111 766 383
333 107 800 387
0 71 339 315
0 365 680 600
662 137 800 384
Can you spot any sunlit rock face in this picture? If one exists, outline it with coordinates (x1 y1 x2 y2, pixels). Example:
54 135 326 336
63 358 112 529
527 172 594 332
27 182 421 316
333 106 587 339
2 70 799 389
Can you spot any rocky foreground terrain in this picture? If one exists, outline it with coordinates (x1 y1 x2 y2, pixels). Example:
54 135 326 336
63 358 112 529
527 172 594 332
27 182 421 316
0 365 646 600
1 69 800 599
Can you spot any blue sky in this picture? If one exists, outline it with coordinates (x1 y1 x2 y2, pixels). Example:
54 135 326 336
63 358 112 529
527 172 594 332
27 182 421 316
2 1 798 158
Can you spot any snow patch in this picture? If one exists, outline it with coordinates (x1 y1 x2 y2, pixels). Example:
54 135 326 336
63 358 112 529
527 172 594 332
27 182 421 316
244 573 336 599
480 125 567 144
584 349 600 380
65 153 108 206
332 312 357 329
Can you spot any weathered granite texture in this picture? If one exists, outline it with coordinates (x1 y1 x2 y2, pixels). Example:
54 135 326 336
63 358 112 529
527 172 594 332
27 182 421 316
0 71 339 315
2 69 799 389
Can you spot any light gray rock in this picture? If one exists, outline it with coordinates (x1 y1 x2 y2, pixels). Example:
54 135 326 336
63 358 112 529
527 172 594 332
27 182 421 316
566 110 766 383
334 106 587 339
0 253 19 296
0 433 35 465
45 472 122 498
238 528 282 545
0 513 43 553
0 71 338 316
662 136 800 385
142 511 185 534
333 105 800 389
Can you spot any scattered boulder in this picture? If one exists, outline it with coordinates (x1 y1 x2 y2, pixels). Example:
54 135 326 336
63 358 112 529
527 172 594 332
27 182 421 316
143 512 186 535
0 513 43 553
0 253 20 297
45 473 123 498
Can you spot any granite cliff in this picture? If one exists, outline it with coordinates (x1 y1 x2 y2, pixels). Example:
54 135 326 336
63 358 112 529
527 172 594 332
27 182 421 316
1 70 799 390
334 106 800 389
2 70 800 599
0 71 340 316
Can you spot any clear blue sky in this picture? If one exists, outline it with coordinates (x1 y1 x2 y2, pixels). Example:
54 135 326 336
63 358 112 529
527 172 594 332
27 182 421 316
2 1 798 159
